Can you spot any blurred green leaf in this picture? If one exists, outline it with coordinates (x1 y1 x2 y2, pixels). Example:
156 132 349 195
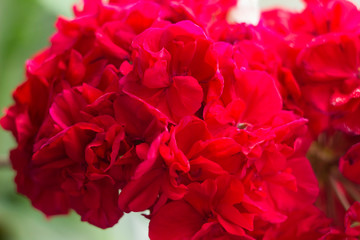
38 0 79 17
0 0 58 155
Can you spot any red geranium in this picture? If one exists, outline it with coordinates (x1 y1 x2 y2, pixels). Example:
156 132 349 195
4 0 360 239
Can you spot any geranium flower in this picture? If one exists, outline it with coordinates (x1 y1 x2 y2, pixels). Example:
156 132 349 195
4 0 360 238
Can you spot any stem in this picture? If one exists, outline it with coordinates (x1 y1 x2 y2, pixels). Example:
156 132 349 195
0 156 10 168
329 175 351 210
335 169 360 202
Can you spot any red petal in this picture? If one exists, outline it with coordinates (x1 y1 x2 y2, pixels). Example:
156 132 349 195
340 143 360 184
167 75 203 121
149 200 204 240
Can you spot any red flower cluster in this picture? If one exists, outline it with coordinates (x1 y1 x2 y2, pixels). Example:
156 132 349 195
3 0 360 239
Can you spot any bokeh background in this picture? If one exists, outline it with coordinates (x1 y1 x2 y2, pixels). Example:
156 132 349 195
0 0 359 239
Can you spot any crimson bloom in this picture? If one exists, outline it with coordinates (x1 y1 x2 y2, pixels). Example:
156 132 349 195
122 20 221 123
4 0 360 238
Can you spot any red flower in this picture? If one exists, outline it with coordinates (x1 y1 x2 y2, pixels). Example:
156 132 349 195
123 20 221 123
3 82 166 228
118 116 211 212
263 206 333 240
108 0 237 29
261 0 360 52
149 175 255 239
2 0 340 237
297 33 360 135
340 142 360 184
344 201 360 237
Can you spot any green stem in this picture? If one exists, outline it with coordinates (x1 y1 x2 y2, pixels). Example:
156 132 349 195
0 156 10 168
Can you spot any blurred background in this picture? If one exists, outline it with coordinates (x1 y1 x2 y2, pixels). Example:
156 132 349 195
0 0 359 239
